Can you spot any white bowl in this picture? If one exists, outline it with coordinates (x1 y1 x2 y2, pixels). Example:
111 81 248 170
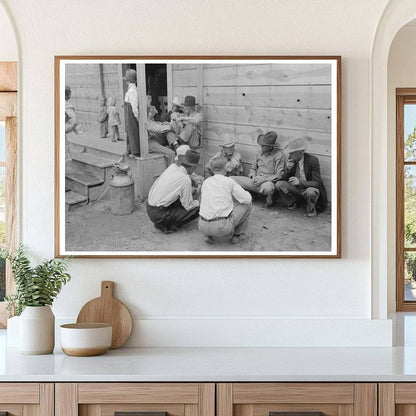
60 323 112 356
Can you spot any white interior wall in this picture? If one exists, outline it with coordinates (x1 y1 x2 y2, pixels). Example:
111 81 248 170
0 4 17 61
387 24 416 313
0 0 394 346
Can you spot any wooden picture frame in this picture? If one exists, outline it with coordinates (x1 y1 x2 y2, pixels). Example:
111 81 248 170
55 56 341 258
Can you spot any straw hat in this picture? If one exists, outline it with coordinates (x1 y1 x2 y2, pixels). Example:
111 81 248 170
175 144 190 161
285 137 307 153
172 96 183 107
219 133 238 148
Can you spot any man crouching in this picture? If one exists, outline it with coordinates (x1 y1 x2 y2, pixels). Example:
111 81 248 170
146 150 201 233
231 131 285 208
275 137 327 217
199 157 252 245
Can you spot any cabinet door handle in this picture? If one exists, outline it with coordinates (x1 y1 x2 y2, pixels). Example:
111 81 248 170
270 413 324 416
115 412 167 416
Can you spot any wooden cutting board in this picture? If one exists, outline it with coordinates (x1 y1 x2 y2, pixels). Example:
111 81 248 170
76 281 133 349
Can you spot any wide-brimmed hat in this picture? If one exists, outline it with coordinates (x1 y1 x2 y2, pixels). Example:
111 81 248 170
257 131 281 148
172 96 183 107
175 144 190 161
285 137 307 153
182 96 198 106
211 157 227 172
178 149 200 167
124 69 137 83
219 133 238 148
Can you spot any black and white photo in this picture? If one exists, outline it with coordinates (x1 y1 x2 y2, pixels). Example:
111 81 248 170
56 57 341 257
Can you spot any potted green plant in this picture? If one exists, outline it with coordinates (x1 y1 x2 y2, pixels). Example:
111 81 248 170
1 245 71 354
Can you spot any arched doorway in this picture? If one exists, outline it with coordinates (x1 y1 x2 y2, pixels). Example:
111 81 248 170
371 0 416 319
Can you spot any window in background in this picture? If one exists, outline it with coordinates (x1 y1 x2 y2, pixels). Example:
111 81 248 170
0 61 17 327
0 121 5 301
397 91 416 310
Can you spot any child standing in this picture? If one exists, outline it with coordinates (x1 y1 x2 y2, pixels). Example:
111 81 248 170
107 97 122 142
97 97 108 138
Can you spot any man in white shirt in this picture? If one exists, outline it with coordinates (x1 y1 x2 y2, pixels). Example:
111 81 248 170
199 157 252 245
124 69 140 157
175 145 204 196
146 150 201 233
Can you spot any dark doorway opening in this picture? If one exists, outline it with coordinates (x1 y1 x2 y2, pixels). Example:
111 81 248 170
146 64 168 121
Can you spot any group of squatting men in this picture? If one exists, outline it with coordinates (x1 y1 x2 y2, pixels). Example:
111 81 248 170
146 129 327 245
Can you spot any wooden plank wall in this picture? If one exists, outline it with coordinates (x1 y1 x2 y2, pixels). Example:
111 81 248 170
172 63 333 200
65 64 101 132
65 64 124 138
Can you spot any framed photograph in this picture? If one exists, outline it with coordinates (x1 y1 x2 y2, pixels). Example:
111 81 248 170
55 56 341 258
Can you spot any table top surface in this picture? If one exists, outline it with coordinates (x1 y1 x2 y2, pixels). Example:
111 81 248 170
2 329 416 382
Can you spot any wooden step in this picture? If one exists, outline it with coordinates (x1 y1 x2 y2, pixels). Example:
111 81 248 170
66 172 104 187
65 191 87 212
69 153 116 180
68 134 125 161
65 172 104 200
71 152 116 169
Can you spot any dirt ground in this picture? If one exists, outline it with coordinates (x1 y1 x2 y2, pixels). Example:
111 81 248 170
65 196 332 253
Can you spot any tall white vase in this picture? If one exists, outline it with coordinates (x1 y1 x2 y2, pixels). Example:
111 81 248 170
6 315 20 347
19 306 55 354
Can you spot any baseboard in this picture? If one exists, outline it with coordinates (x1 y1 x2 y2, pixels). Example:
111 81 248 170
55 317 392 347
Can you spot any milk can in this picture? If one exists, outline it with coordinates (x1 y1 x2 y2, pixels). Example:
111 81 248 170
110 164 135 215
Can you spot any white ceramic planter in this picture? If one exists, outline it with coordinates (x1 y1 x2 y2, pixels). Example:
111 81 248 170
6 315 20 347
19 306 55 354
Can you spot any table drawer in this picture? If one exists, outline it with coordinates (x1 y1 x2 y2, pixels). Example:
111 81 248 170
0 383 53 416
217 383 376 416
56 383 215 416
379 383 416 416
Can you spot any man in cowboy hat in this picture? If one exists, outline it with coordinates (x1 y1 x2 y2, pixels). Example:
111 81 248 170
206 133 243 177
123 68 140 157
231 131 285 208
199 157 252 245
176 144 204 196
175 95 203 149
146 149 201 233
163 96 185 149
275 137 327 217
